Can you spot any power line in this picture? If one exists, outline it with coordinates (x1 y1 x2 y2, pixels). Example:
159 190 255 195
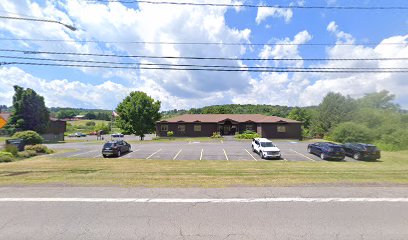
1 55 407 70
1 61 408 73
0 15 76 31
85 0 408 10
0 37 406 47
1 49 407 61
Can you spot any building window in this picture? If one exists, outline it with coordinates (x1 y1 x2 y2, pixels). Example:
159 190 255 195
194 125 201 132
277 125 286 133
160 125 168 131
246 124 254 131
178 125 186 132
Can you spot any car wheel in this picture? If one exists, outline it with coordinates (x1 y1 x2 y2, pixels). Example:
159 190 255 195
307 147 311 153
102 155 107 158
252 146 255 152
320 153 326 160
260 151 264 159
353 153 361 160
117 150 121 157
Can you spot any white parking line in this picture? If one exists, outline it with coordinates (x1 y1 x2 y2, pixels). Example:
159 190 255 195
173 149 182 160
290 149 315 161
244 149 257 161
146 149 162 159
70 150 98 158
123 149 140 158
2 198 408 203
223 149 229 161
200 149 203 160
94 154 102 158
221 140 223 144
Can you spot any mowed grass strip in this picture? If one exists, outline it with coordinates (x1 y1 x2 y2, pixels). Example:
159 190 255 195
0 151 407 187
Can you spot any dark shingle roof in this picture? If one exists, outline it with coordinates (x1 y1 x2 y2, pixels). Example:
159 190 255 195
158 114 301 123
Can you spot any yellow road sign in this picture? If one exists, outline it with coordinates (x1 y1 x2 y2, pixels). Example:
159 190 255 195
0 116 6 129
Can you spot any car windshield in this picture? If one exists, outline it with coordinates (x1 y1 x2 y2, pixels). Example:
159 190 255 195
261 142 274 147
103 143 114 148
330 146 343 151
364 146 378 151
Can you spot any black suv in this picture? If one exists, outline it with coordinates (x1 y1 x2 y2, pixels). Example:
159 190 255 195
102 140 131 158
342 143 381 160
307 142 345 160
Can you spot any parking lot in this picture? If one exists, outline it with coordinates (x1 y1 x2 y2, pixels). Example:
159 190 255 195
48 139 358 162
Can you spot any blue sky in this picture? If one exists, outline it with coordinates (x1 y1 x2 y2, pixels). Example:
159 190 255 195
0 0 407 110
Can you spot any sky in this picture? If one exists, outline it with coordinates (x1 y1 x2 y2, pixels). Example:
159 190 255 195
0 0 407 110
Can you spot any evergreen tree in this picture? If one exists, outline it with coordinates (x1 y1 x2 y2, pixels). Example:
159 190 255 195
8 86 50 133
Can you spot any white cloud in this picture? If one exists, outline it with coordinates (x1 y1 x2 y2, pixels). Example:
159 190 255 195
0 0 253 109
299 25 408 107
255 7 293 24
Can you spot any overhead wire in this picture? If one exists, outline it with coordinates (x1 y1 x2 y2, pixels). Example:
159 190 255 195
0 37 406 47
1 61 408 73
85 0 408 10
0 55 407 71
1 49 407 61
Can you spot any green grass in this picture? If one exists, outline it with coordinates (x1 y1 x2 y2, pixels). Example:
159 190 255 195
0 136 11 143
67 120 110 126
0 151 407 187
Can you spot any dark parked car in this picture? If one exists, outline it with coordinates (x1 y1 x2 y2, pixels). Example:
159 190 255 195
102 140 131 158
307 142 345 160
342 143 381 160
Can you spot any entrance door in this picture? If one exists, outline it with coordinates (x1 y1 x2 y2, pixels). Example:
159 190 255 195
223 125 231 134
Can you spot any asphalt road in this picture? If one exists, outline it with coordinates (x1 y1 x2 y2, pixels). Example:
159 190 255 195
0 186 407 239
47 139 360 162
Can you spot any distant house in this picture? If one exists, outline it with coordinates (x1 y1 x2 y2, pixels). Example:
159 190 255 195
156 114 302 139
73 115 86 120
42 119 67 142
0 112 11 122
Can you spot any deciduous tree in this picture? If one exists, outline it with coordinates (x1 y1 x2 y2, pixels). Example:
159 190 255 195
115 91 161 140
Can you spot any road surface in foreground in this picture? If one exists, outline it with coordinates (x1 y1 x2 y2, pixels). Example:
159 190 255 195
0 186 407 240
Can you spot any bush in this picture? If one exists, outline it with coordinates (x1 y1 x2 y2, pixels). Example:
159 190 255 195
85 121 96 126
375 129 408 151
235 130 260 139
167 131 174 138
25 144 54 154
327 122 374 143
5 144 18 156
0 151 14 162
211 132 222 138
17 151 31 158
94 123 110 134
12 131 43 145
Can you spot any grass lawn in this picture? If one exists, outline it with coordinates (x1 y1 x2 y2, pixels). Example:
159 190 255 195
0 136 11 143
67 120 110 126
0 151 407 187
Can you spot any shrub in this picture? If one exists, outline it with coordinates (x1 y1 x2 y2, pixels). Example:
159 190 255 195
94 123 110 134
211 132 222 138
167 131 174 138
17 151 31 158
375 129 408 151
5 144 18 156
327 122 374 143
235 130 260 139
0 151 14 162
12 131 43 145
85 121 96 127
25 144 54 154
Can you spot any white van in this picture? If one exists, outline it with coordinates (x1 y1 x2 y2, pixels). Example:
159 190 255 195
252 138 281 159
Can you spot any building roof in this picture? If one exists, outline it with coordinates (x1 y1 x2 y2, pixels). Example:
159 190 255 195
158 114 301 123
0 112 11 121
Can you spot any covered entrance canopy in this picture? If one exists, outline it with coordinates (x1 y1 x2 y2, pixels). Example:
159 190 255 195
217 119 239 135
